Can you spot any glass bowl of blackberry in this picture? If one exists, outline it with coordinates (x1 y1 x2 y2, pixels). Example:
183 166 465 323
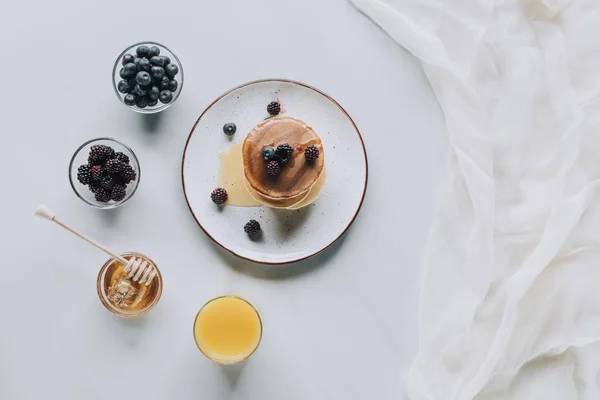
112 42 184 114
69 138 141 209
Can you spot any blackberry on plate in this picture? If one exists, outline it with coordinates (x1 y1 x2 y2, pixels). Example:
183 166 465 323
111 185 127 202
94 187 111 203
77 164 92 185
90 165 104 181
105 159 124 174
304 145 320 162
266 160 280 177
88 145 115 165
275 143 293 163
115 152 129 164
261 146 276 161
244 219 261 234
267 101 281 116
210 188 228 205
100 175 115 190
223 123 236 136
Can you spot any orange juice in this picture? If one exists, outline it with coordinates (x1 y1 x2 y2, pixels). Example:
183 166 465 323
193 296 262 364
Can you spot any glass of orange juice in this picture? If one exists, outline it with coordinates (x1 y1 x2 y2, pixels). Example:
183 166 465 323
193 296 263 364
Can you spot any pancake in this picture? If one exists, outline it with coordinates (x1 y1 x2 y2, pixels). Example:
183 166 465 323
242 117 325 202
243 176 312 209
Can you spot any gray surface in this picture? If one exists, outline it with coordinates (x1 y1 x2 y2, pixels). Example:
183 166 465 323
0 0 447 398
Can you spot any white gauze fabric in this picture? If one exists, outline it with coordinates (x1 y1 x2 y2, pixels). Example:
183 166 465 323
350 0 600 399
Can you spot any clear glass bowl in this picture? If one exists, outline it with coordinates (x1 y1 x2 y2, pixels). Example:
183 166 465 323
97 252 163 318
112 41 184 114
69 138 141 209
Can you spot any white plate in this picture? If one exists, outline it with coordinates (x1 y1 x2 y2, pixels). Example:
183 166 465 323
182 79 368 264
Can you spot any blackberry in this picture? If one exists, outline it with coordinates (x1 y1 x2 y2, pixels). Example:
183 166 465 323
105 159 124 174
304 145 320 162
88 181 101 193
94 187 111 203
210 188 228 205
100 175 115 190
90 165 104 181
121 165 137 183
266 160 280 177
114 152 129 164
88 145 115 165
267 101 280 116
276 143 293 164
244 219 261 234
77 164 92 185
111 185 127 202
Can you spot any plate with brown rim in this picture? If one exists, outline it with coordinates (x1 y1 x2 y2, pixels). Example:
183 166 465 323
182 79 367 264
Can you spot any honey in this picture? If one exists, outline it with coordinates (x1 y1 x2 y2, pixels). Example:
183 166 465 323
97 253 162 318
218 143 261 207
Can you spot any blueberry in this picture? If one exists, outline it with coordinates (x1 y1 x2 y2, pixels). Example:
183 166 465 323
117 79 132 94
150 56 165 67
122 54 134 65
120 63 137 79
134 57 140 65
168 79 178 92
133 84 147 96
128 78 138 91
261 146 276 161
124 94 136 106
147 98 158 107
136 71 152 86
159 76 170 90
159 90 173 104
136 45 150 58
148 86 160 100
148 46 160 58
165 63 179 77
163 56 171 65
136 57 150 72
223 123 236 136
136 95 148 108
150 66 165 79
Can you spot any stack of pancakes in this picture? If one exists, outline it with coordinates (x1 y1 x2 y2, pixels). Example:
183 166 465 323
242 116 325 209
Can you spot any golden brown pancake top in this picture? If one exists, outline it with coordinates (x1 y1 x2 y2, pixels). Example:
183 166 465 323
243 117 325 199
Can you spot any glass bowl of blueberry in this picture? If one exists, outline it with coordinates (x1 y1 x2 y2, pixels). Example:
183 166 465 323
113 42 184 114
69 138 141 209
